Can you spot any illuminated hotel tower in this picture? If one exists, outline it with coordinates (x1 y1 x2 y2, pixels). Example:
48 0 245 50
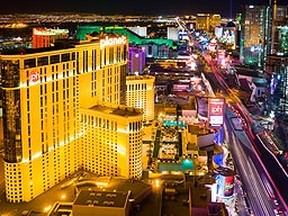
32 28 69 48
0 34 142 203
126 75 155 122
240 5 272 67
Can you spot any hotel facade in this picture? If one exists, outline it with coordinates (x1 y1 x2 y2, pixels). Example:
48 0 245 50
126 75 155 122
0 34 143 203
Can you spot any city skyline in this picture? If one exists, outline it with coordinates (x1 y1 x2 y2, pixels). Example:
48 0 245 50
1 0 287 17
0 0 287 214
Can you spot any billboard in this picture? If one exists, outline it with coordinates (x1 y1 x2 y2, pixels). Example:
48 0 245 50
196 97 208 118
224 176 234 197
173 84 189 92
208 98 225 126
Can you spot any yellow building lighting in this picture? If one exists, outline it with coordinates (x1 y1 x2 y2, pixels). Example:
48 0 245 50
126 75 155 122
0 34 142 203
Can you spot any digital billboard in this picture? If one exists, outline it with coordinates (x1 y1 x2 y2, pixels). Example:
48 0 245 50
224 176 234 197
196 97 208 119
173 84 190 92
208 98 225 126
215 167 235 199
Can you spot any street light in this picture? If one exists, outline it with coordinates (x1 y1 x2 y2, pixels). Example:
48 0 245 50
154 179 161 189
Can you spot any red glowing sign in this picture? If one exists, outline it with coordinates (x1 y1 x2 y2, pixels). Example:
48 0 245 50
29 70 40 83
224 176 234 197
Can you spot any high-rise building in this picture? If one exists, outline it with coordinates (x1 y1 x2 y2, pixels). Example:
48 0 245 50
196 14 210 32
195 13 221 33
0 33 142 203
271 2 288 54
127 26 147 37
126 75 155 122
209 14 221 32
167 27 181 41
128 46 146 75
266 54 288 115
80 104 143 179
32 28 69 48
240 5 272 68
278 26 288 54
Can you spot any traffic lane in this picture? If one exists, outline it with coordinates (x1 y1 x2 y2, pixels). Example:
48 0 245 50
224 117 275 216
224 121 261 215
237 133 280 215
234 179 250 216
253 136 288 208
231 136 272 215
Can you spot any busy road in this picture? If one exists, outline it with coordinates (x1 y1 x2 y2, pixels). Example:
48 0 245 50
224 108 283 215
175 16 288 215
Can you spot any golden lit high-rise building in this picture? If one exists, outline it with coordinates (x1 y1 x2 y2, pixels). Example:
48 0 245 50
209 14 221 32
196 14 210 32
0 33 142 203
80 105 143 179
126 75 155 122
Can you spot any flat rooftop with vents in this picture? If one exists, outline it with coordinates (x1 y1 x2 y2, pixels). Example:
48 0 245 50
73 190 131 216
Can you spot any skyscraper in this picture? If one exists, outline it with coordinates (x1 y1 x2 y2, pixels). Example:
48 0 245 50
126 75 155 122
271 2 287 54
240 5 272 68
128 46 146 75
32 28 69 48
0 33 142 203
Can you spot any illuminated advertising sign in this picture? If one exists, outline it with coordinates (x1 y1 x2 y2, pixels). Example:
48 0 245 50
224 176 234 197
173 84 189 91
29 69 40 83
196 97 208 118
208 98 225 126
100 36 127 50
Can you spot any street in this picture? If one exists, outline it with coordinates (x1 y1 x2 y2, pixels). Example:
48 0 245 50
225 106 287 215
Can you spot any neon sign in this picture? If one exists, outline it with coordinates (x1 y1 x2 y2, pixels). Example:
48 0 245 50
100 36 127 49
29 69 40 83
208 98 225 126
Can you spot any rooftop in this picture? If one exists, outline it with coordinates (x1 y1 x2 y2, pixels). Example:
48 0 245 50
0 33 121 55
239 78 252 93
33 28 69 36
188 125 214 136
0 42 75 55
75 178 152 204
214 166 234 176
235 67 262 78
126 75 155 81
90 105 142 117
252 80 267 88
73 190 130 208
158 159 194 172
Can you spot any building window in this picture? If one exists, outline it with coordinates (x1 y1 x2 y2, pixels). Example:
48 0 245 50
24 58 36 68
50 55 60 64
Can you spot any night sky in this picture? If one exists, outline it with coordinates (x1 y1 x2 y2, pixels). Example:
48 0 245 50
1 0 287 17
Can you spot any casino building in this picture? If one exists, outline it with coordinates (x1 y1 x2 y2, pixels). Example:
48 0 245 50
126 75 155 122
0 34 143 203
32 28 69 49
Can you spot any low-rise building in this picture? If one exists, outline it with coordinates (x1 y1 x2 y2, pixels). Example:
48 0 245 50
72 190 131 216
